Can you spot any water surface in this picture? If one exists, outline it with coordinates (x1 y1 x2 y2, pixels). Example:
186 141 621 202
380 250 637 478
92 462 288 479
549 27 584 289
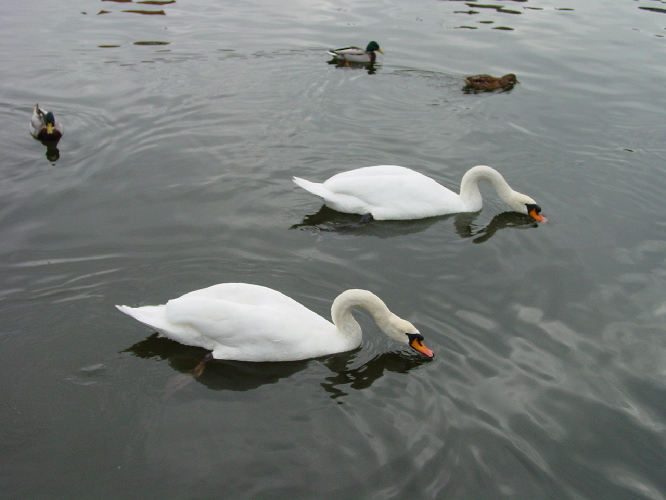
1 0 666 498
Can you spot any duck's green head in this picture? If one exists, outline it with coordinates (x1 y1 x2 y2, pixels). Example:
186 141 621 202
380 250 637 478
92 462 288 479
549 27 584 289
366 41 384 54
44 111 56 135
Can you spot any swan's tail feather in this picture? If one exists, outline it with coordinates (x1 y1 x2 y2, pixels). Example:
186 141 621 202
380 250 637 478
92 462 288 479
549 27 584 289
293 176 330 199
116 304 169 332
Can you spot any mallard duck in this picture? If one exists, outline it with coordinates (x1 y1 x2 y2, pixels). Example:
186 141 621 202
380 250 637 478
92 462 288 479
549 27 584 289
293 164 547 222
117 284 434 362
30 104 64 141
464 73 519 91
327 41 384 63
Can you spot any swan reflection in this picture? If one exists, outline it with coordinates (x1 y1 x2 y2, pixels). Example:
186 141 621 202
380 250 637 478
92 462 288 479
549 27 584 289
124 333 309 394
320 350 431 400
453 210 542 243
292 205 540 242
123 333 429 398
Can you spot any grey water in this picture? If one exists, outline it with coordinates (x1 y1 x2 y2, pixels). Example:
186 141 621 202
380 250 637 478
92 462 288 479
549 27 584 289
1 0 666 498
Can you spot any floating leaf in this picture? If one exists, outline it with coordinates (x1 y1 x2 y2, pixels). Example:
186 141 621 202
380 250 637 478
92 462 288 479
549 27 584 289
639 6 666 14
123 9 166 14
134 41 171 45
467 3 502 9
465 3 521 14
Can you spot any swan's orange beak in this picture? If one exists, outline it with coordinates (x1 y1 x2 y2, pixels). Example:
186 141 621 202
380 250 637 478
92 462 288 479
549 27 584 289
409 337 434 358
528 207 547 223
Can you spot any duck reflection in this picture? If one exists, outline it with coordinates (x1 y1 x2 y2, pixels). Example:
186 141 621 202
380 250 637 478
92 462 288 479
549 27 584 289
291 205 540 242
41 140 61 162
327 59 379 75
123 333 429 398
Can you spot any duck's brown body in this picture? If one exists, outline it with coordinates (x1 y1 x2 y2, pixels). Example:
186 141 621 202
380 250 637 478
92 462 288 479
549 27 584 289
464 73 518 91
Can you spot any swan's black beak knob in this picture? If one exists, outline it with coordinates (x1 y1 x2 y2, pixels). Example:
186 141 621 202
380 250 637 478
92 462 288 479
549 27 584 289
527 204 547 223
407 333 434 358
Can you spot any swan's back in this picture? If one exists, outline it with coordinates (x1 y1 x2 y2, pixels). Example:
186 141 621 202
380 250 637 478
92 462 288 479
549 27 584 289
294 165 465 220
117 283 346 361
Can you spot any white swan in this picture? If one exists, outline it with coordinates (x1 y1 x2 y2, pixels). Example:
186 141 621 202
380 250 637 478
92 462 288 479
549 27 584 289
116 283 434 362
293 164 547 222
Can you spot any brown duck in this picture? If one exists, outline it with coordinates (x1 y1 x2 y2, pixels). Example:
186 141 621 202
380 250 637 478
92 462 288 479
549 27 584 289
464 73 519 91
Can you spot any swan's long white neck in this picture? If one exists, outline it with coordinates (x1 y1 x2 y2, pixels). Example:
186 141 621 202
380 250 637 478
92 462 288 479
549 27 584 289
458 165 518 212
330 289 397 342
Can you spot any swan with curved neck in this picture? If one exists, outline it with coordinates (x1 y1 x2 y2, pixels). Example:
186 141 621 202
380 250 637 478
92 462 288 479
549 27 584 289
116 284 434 362
293 164 547 222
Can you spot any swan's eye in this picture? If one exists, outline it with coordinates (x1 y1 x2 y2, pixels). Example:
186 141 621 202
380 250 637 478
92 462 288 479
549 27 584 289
406 332 424 343
525 203 541 214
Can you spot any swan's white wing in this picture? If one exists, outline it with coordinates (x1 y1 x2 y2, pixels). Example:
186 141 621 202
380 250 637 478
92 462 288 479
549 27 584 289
298 165 465 220
162 284 341 361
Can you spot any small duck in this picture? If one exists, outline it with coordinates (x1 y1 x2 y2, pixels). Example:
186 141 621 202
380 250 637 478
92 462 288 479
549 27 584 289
30 104 64 141
464 73 519 91
327 41 384 63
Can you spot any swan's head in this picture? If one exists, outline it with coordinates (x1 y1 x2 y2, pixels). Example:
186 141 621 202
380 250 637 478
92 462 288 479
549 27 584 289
385 315 434 358
406 332 434 358
509 192 548 223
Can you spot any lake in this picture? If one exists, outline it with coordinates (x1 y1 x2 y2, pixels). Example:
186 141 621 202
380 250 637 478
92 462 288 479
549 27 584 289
1 0 666 498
